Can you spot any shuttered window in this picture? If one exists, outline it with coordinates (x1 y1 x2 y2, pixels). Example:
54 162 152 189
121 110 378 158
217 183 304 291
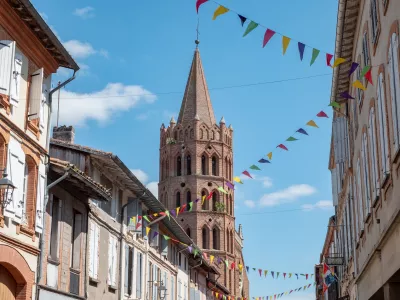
171 276 175 300
136 252 143 298
368 108 380 201
10 53 22 107
370 0 379 43
0 40 15 96
377 73 390 180
356 159 365 231
35 165 46 233
352 176 359 239
389 33 400 153
361 133 371 216
49 196 61 259
89 221 100 279
28 68 44 121
124 246 133 295
108 235 118 286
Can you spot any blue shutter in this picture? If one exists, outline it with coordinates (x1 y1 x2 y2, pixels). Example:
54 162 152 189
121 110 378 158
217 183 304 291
136 253 142 298
190 288 195 300
124 245 129 294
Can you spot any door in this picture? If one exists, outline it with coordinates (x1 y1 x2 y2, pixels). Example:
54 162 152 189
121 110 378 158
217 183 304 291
0 265 16 300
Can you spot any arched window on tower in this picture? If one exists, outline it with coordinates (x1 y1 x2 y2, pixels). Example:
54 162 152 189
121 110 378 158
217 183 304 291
186 155 191 175
211 131 215 140
176 191 181 207
201 190 208 210
212 227 219 250
212 156 218 176
186 227 191 238
200 129 204 139
190 129 194 139
226 229 230 252
201 155 207 175
185 130 188 140
212 192 217 212
202 227 208 249
177 156 182 176
174 131 178 141
186 190 191 204
225 157 228 179
229 195 233 215
166 159 169 178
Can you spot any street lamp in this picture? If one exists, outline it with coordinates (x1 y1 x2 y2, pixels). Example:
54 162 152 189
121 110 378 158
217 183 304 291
0 168 16 209
157 281 167 300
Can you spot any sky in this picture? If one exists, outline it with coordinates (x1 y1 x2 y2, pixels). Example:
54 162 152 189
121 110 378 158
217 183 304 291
34 0 339 298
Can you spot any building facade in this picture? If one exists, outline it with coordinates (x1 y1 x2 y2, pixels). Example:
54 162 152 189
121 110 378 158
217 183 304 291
324 0 400 299
0 1 78 299
158 47 249 298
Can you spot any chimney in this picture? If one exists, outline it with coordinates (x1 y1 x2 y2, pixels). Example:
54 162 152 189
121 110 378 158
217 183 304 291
53 125 75 143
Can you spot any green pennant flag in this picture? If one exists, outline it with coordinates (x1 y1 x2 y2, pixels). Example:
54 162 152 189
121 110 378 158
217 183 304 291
249 165 261 170
165 210 170 220
243 21 258 37
189 202 193 212
329 101 341 108
310 48 320 66
277 272 280 278
163 235 171 240
217 186 228 194
360 66 371 78
194 249 198 257
286 136 298 141
143 215 150 223
225 260 229 268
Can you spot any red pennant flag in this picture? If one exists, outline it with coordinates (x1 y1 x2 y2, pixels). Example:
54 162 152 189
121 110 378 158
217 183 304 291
180 204 187 213
326 54 333 66
159 212 166 216
317 111 328 118
289 290 293 294
277 144 288 151
206 192 213 200
231 262 236 269
283 273 286 279
258 269 262 276
263 29 275 48
196 0 208 13
365 68 373 85
306 274 309 280
242 170 253 178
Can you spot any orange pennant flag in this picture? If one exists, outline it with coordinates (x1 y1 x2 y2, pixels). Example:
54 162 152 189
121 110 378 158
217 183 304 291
306 120 319 128
282 36 291 55
212 5 229 20
267 152 272 160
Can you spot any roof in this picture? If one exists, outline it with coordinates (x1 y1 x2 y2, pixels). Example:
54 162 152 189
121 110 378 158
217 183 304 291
50 138 217 273
7 0 79 70
330 0 361 104
177 48 216 126
50 158 112 201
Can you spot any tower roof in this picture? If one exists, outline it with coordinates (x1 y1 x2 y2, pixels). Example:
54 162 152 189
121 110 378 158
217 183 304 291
177 48 216 126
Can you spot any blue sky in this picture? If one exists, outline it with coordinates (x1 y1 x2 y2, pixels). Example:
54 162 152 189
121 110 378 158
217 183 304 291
34 0 338 298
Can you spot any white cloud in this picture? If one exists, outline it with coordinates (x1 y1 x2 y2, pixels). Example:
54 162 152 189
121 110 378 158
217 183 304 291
99 49 109 58
136 113 150 121
54 83 156 126
302 200 333 211
244 200 255 208
130 169 149 184
63 40 97 59
260 176 273 188
146 182 158 199
259 184 316 207
73 6 95 19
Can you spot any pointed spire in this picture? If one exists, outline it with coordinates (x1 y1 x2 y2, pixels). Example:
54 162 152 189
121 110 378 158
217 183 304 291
177 49 216 126
170 116 176 124
220 116 226 124
228 124 233 130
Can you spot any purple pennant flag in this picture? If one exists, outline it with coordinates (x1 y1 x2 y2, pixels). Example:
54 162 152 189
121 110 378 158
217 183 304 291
271 271 274 278
170 209 176 217
340 91 355 99
258 158 271 163
238 14 247 27
226 181 235 190
188 246 192 253
152 231 159 239
349 62 359 77
217 257 222 265
296 128 308 135
195 198 200 203
295 273 298 279
298 42 305 61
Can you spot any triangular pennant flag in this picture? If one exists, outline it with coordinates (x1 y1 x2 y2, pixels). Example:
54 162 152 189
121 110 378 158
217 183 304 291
286 136 298 141
189 202 193 212
195 198 200 203
317 111 329 118
152 231 159 239
365 68 373 85
249 164 261 170
360 65 371 78
264 270 268 277
203 252 208 260
165 210 170 220
169 210 176 217
267 152 272 160
225 260 229 268
298 42 305 61
226 181 235 190
213 6 229 20
277 272 280 278
289 273 292 278
310 48 320 66
297 128 308 135
242 171 253 178
329 101 341 108
143 215 150 223
238 264 243 272
243 21 258 37
163 235 171 240
233 176 243 184
352 80 366 91
349 62 359 76
277 144 288 151
283 273 286 279
196 0 208 13
306 120 319 128
246 266 249 272
210 255 215 264
188 246 192 253
263 29 275 47
340 91 355 99
238 15 247 26
289 290 293 294
282 36 291 55
307 283 311 288
231 262 235 270
271 271 274 278
180 204 187 213
332 57 346 68
326 53 333 66
206 192 213 200
258 269 262 276
216 293 219 299
295 273 298 279
252 268 256 271
258 158 270 163
146 227 151 236
218 186 228 194
194 249 198 257
306 274 309 280
176 207 180 217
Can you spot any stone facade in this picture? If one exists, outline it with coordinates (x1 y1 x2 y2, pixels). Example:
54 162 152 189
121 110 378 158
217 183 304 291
159 48 249 298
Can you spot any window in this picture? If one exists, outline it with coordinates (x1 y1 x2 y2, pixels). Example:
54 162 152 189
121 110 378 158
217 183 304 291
71 211 82 270
124 246 133 295
201 190 208 210
361 133 371 216
50 196 61 260
201 155 207 175
171 277 175 300
226 229 230 252
186 155 191 175
368 108 379 201
225 157 228 178
0 40 16 101
161 233 168 257
178 253 182 267
212 227 219 250
370 0 379 43
166 160 169 178
89 220 100 279
186 190 191 204
127 197 142 231
211 156 218 176
229 195 233 215
200 129 203 139
177 156 182 176
136 253 142 298
10 52 22 106
362 32 370 67
202 227 208 249
377 73 390 180
184 257 187 270
186 227 191 238
389 33 400 152
21 163 28 224
28 68 47 127
176 192 181 207
212 192 217 212
108 234 118 286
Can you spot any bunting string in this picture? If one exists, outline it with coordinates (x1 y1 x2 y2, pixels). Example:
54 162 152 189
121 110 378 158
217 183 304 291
245 267 314 281
251 282 316 300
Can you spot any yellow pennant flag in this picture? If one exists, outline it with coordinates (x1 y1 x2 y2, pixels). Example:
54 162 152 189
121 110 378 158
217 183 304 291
201 195 207 205
212 6 229 20
146 227 151 236
210 255 215 264
153 213 158 217
216 293 219 299
289 273 292 278
233 176 243 184
264 270 268 277
176 207 180 217
332 57 346 68
306 120 319 128
238 264 243 272
352 80 366 91
267 152 272 160
131 216 136 226
282 36 291 55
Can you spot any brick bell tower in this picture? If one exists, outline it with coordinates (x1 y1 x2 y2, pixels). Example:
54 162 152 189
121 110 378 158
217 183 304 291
159 45 248 297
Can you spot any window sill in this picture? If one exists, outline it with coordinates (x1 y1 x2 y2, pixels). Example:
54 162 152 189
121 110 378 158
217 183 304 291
27 119 40 140
70 267 81 275
108 285 118 292
0 94 11 115
47 256 60 266
17 224 35 242
89 277 100 285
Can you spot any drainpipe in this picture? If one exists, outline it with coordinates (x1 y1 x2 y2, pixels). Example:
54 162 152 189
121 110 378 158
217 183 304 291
36 71 77 299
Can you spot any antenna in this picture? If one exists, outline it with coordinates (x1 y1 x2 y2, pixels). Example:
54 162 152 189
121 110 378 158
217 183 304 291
56 81 61 127
195 17 200 47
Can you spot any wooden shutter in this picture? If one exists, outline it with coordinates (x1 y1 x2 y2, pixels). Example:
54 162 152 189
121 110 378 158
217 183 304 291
356 159 364 230
10 53 22 106
89 221 95 278
362 133 371 214
0 40 15 96
108 235 113 284
35 164 45 233
389 33 400 151
40 81 49 128
113 237 118 286
368 108 380 200
136 252 142 298
29 68 43 120
124 245 129 294
352 177 359 239
377 73 390 178
331 168 338 206
94 223 100 278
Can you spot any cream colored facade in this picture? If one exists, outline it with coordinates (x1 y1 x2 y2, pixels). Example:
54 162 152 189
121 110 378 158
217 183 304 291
327 0 400 299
